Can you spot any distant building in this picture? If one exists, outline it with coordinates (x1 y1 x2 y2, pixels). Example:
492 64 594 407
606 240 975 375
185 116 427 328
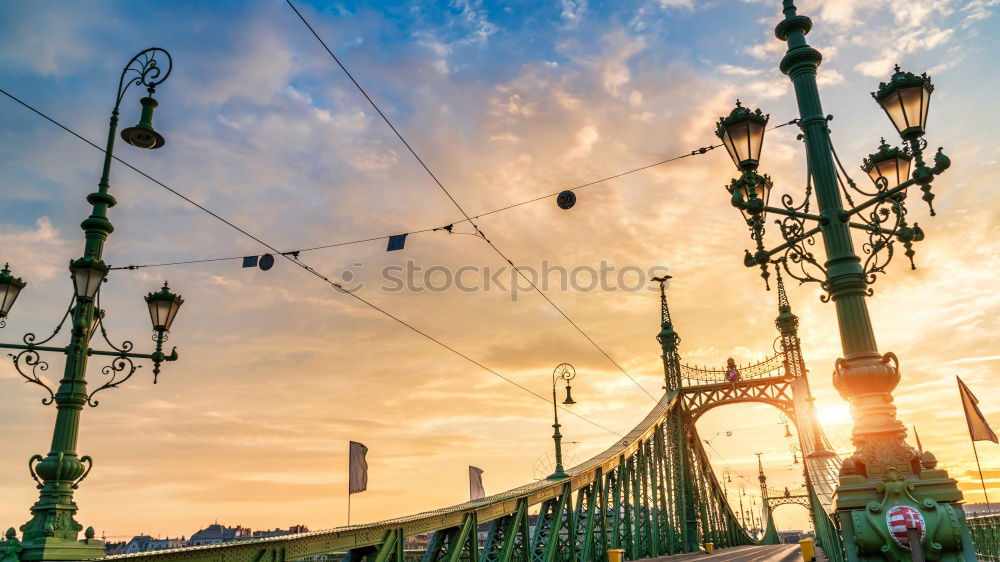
189 524 252 546
124 536 154 554
245 526 310 541
104 541 127 556
189 524 308 545
965 503 999 516
403 533 432 550
777 530 804 544
123 535 187 553
148 537 187 551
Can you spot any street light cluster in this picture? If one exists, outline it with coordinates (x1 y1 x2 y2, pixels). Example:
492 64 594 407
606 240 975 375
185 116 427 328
714 65 945 290
712 1 972 556
0 48 186 561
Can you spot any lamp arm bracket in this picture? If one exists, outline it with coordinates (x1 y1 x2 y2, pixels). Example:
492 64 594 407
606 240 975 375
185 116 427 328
86 355 140 407
762 207 826 224
840 156 947 221
8 349 56 405
0 342 66 354
9 295 76 350
93 291 135 354
114 48 173 109
745 225 823 265
841 179 915 219
88 348 152 360
848 222 895 236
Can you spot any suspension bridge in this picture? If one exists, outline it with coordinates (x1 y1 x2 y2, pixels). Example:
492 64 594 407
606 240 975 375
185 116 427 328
53 274 841 562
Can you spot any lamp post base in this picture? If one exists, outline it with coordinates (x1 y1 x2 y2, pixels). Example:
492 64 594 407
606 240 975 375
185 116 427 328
547 471 569 480
834 466 976 560
8 535 105 562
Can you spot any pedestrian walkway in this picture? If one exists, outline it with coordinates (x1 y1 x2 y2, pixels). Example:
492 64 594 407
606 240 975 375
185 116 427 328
638 544 805 561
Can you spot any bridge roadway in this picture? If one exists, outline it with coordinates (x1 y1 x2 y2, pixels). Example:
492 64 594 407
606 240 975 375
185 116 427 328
638 544 811 561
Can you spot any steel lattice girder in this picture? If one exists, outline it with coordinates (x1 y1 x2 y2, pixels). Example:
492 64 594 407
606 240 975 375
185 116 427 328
680 376 794 422
102 391 761 562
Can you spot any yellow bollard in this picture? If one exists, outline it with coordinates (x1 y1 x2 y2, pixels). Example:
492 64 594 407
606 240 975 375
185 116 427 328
607 549 626 562
705 542 713 554
799 538 815 561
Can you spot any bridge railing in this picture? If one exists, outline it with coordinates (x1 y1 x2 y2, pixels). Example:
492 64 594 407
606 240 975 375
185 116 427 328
679 354 785 387
98 391 757 562
969 512 1000 561
765 487 808 499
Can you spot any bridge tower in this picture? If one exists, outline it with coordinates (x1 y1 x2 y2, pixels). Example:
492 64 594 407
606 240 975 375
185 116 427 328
774 270 845 558
757 453 781 545
654 276 701 552
775 270 825 454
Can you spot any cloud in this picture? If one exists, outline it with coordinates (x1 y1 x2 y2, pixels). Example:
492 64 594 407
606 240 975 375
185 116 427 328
560 0 588 27
817 68 846 87
962 0 999 26
0 217 74 282
0 1 114 76
565 125 599 159
595 30 646 97
656 0 694 9
717 64 763 77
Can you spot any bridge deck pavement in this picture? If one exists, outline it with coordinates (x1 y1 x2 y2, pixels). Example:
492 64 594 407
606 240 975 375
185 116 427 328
636 544 814 562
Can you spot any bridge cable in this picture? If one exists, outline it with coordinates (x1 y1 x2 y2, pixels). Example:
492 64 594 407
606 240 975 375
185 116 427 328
286 0 660 402
0 86 623 438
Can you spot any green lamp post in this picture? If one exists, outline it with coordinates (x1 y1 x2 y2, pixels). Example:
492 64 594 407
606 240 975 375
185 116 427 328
548 362 577 480
712 2 974 559
0 48 183 561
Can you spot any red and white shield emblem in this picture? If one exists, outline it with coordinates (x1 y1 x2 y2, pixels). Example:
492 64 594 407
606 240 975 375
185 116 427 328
886 505 925 549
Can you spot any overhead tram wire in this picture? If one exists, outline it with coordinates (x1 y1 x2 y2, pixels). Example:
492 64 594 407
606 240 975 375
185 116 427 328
0 86 622 439
288 0 673 403
108 229 438 271
106 147 725 270
107 118 796 272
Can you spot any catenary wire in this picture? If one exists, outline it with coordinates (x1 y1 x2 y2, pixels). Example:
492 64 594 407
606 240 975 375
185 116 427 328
107 147 721 270
0 86 622 438
107 116 795 271
287 0 666 402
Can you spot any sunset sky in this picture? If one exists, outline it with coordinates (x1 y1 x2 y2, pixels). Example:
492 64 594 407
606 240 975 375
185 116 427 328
1 0 998 540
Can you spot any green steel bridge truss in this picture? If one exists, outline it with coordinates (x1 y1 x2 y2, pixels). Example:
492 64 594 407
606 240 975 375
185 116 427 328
85 284 853 562
968 512 1000 561
100 390 762 562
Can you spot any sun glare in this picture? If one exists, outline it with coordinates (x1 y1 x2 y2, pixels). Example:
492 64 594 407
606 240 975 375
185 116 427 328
817 404 852 426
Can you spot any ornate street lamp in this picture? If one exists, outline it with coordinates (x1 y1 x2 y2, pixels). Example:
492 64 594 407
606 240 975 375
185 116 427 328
862 139 912 190
121 96 166 149
0 48 181 561
711 1 969 558
145 282 184 383
146 281 184 332
0 264 26 326
548 363 578 480
873 65 934 141
70 257 109 300
716 100 769 172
